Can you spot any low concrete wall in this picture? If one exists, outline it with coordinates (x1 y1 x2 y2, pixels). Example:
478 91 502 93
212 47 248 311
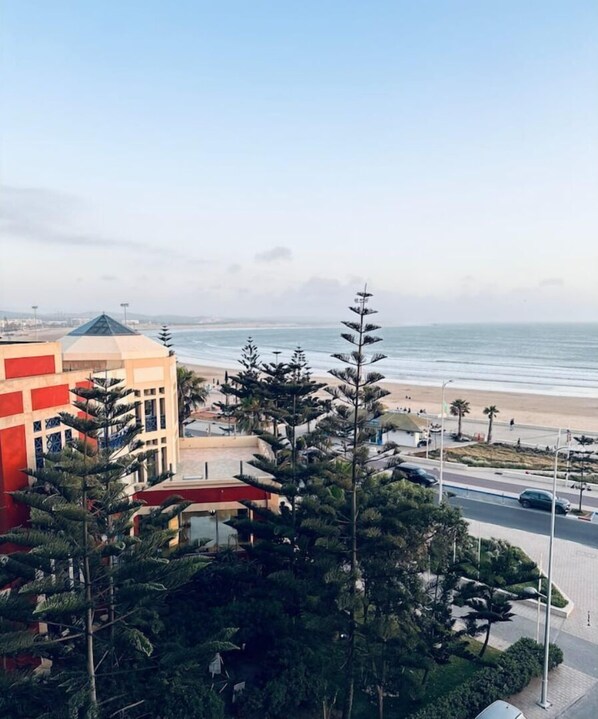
179 435 271 458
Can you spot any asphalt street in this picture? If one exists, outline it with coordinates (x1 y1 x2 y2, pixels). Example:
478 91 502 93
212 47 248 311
450 496 598 549
442 469 598 511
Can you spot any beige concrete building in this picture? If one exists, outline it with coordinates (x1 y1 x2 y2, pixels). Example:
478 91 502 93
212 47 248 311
1 315 276 550
60 314 178 485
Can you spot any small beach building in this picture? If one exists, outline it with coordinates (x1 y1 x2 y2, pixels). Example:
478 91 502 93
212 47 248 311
378 412 425 447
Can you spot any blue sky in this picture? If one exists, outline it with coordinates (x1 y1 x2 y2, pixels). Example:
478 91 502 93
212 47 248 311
1 1 597 322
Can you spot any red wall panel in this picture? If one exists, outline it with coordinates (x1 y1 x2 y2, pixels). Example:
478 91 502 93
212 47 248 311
4 355 55 379
135 485 271 507
0 425 29 534
0 391 24 418
30 384 70 411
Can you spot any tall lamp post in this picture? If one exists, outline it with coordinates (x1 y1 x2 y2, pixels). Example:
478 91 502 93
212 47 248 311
536 445 569 709
31 305 39 341
120 302 129 326
438 379 453 505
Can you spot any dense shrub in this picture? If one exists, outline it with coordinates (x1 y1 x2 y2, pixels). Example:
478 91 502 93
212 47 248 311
408 638 563 719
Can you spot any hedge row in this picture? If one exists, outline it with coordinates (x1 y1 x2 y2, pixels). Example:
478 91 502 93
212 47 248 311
408 638 563 719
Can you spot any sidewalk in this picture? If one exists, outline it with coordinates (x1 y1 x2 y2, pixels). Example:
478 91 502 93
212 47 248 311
467 519 598 718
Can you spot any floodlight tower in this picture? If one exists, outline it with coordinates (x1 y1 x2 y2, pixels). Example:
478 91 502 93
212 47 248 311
31 305 39 341
120 302 129 326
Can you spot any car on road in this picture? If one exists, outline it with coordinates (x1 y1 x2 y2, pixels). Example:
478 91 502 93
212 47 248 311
518 489 571 515
475 700 526 719
392 463 438 488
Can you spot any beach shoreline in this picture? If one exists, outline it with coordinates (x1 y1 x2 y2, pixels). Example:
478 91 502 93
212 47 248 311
185 361 598 433
11 327 597 432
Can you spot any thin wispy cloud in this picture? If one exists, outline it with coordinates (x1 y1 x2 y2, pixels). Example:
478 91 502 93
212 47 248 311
0 186 208 265
255 246 292 263
539 277 564 287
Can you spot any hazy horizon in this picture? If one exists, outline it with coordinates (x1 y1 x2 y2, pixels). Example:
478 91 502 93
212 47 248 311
2 2 597 323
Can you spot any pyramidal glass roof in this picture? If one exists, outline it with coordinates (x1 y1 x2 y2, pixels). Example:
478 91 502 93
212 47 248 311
68 314 139 337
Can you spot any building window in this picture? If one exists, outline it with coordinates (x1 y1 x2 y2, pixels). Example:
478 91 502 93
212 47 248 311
34 436 44 469
143 388 156 396
65 429 73 445
146 451 157 480
159 386 165 394
159 398 166 429
45 416 61 429
46 432 62 453
33 420 42 433
144 399 157 432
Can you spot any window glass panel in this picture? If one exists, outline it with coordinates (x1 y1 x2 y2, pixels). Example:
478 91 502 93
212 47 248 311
45 416 61 429
34 437 44 469
46 432 62 453
33 420 42 433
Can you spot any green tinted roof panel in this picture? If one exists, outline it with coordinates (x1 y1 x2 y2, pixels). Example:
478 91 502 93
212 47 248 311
68 314 138 337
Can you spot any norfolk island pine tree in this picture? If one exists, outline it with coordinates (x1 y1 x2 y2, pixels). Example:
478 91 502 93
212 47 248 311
0 376 205 718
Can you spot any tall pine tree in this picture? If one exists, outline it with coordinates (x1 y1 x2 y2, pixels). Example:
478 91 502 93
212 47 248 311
0 376 204 718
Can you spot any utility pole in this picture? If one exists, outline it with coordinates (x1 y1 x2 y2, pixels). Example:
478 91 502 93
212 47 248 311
31 305 39 341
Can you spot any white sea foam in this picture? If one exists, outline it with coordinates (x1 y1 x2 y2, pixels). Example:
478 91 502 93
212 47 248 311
148 323 598 398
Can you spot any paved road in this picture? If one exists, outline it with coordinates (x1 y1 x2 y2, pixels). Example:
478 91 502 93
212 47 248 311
450 496 598 549
442 469 598 511
561 682 598 719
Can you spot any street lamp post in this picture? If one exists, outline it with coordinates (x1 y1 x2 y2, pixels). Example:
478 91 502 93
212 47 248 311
537 445 569 709
120 303 129 326
438 379 453 505
31 305 39 341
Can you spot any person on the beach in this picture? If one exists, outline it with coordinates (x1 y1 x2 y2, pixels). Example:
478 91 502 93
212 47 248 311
510 418 515 430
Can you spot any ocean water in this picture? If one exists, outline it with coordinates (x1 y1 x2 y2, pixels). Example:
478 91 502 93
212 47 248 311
148 323 598 398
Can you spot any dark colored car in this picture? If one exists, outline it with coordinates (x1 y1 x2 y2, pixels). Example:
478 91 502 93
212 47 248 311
518 489 571 515
392 463 438 488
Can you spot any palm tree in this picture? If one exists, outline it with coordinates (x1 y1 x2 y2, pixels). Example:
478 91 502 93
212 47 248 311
177 365 208 436
483 405 499 444
449 399 470 439
459 582 514 657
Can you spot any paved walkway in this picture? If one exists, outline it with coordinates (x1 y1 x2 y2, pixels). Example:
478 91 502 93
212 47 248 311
466 519 598 718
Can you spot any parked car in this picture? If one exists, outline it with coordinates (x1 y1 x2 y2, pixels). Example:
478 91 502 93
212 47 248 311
392 463 438 488
475 700 526 719
518 489 571 515
417 437 431 448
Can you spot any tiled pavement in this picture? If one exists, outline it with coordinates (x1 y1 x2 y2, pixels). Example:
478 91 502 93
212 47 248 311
508 666 596 719
466 520 598 717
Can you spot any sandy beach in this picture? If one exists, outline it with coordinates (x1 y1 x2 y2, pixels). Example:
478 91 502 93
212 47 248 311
12 327 597 432
186 362 598 433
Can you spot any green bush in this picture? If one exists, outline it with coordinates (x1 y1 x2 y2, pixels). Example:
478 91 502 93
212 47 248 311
408 638 563 719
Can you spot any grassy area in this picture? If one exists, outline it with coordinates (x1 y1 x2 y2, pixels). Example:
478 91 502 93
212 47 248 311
460 539 567 608
353 638 501 719
428 442 598 481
